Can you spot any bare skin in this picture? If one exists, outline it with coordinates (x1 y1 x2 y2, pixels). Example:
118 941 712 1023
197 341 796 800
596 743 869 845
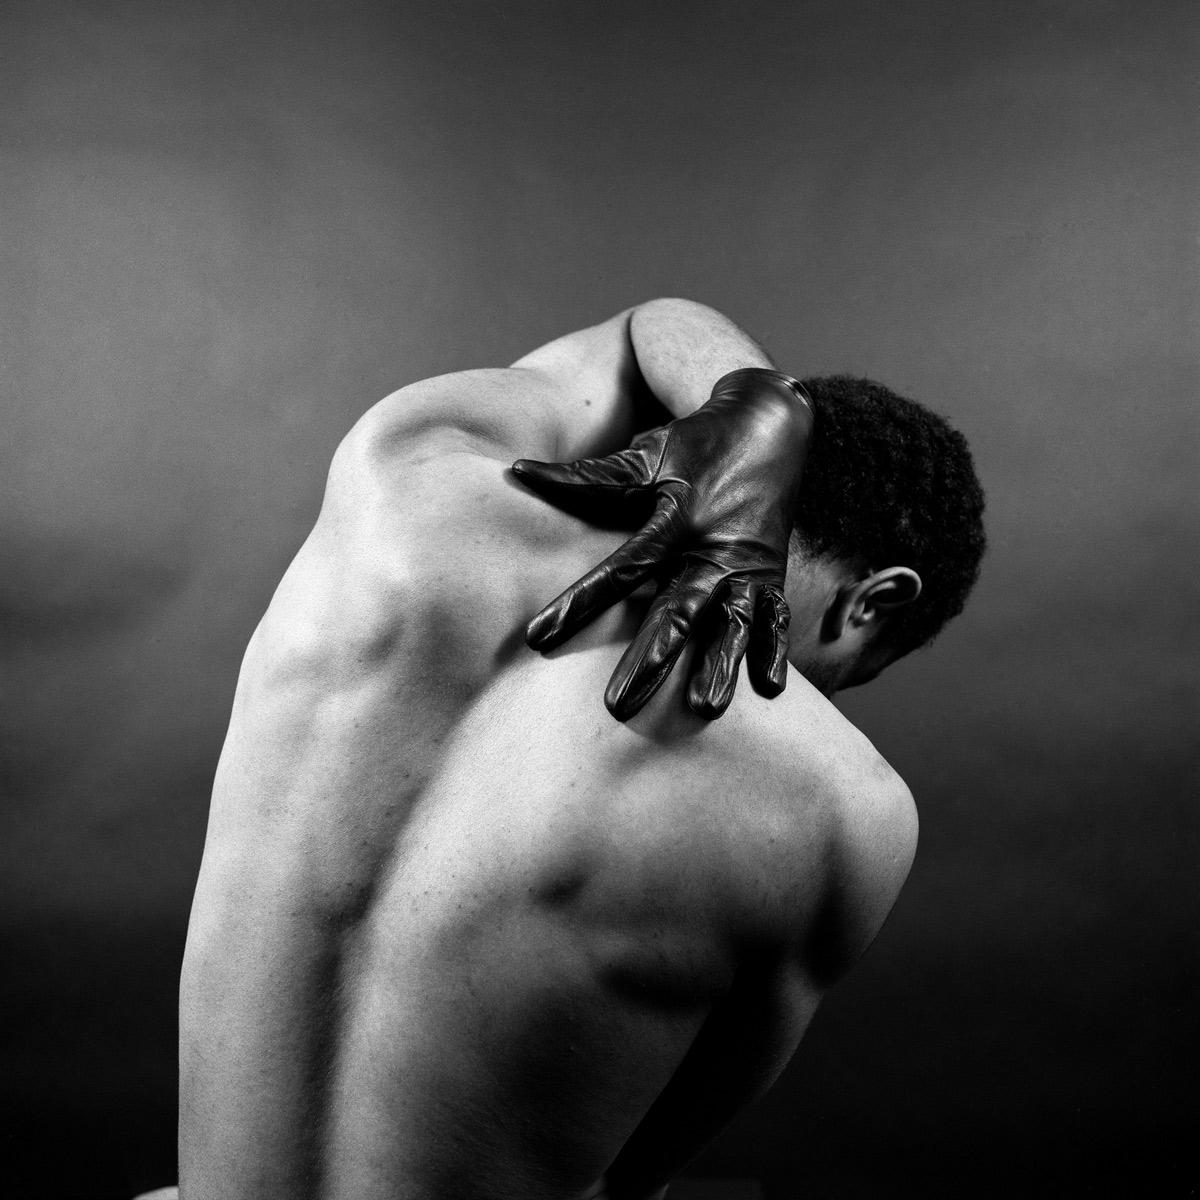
178 304 918 1200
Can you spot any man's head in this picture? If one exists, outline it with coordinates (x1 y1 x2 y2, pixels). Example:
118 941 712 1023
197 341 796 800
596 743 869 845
782 375 987 696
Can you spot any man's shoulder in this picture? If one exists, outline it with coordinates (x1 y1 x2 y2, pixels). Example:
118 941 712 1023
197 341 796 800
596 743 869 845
318 369 603 579
279 380 626 695
791 706 917 985
740 670 912 827
335 339 643 475
604 670 911 958
343 367 566 466
714 680 917 978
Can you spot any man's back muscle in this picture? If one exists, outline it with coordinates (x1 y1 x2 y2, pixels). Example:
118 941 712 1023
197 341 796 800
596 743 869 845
180 368 915 1199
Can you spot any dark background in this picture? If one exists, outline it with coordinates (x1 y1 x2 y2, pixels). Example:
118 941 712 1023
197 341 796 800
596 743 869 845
2 1 1196 1195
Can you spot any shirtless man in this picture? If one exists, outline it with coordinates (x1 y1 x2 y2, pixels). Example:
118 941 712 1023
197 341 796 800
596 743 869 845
176 298 986 1199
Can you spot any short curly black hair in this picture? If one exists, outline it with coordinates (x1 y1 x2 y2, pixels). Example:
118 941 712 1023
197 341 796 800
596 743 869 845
794 375 987 659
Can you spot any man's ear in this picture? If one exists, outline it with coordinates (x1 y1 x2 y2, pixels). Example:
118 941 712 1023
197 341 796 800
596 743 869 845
853 566 922 631
826 566 922 640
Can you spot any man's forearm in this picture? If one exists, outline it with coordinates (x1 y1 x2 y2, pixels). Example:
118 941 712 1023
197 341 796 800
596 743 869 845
628 298 777 420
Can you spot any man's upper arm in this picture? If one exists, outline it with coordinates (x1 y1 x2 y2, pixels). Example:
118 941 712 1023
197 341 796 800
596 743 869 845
509 306 663 459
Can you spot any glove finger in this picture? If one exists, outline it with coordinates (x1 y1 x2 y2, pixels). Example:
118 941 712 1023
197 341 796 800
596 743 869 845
512 439 660 502
747 583 791 698
525 496 690 651
604 566 718 722
686 576 757 720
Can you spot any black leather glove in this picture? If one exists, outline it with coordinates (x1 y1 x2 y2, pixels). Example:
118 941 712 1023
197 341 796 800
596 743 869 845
511 368 814 721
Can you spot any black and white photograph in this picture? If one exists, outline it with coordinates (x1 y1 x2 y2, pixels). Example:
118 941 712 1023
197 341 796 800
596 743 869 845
1 2 1194 1197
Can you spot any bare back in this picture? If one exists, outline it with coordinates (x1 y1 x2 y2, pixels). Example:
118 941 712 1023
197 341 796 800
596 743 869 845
180 368 915 1200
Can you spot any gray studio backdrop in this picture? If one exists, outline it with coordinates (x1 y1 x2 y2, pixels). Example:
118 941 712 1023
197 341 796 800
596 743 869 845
2 1 1195 1195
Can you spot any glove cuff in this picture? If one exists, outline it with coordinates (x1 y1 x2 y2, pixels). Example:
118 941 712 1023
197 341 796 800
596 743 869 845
711 367 814 418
